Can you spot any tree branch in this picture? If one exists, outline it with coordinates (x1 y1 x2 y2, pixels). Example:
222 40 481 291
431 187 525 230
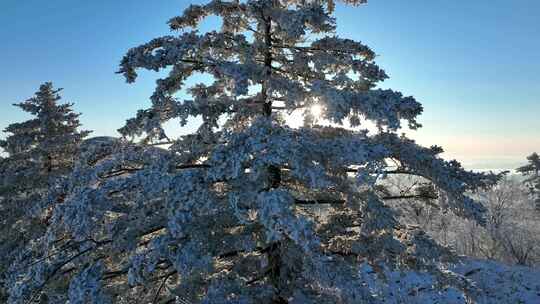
152 270 177 304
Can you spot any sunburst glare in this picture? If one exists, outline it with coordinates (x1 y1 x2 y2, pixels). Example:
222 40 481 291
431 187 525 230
310 104 323 118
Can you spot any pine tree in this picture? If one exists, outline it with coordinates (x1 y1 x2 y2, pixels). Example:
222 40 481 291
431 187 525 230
516 152 540 211
7 2 500 303
0 82 90 303
0 82 91 175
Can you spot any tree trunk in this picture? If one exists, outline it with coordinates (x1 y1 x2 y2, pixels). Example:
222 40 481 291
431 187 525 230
260 13 287 304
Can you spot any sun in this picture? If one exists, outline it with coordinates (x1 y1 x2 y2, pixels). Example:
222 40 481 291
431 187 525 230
283 104 324 128
310 104 323 118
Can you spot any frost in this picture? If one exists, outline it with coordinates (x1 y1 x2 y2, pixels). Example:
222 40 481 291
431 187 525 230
68 263 110 304
3 1 515 303
516 152 540 210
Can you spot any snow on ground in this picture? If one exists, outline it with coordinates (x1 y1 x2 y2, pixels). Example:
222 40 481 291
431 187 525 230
452 258 540 304
357 258 540 303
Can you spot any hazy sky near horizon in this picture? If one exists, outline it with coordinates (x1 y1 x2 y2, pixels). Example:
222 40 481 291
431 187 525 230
1 0 539 170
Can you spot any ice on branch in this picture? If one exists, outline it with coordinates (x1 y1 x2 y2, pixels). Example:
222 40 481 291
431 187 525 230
5 1 512 303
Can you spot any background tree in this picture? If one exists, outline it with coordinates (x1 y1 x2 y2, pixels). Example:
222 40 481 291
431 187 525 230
7 2 502 303
0 82 91 178
0 82 90 302
449 177 538 266
516 152 540 211
391 174 540 267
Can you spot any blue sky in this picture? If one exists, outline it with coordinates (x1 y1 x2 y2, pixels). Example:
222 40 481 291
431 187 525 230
1 0 539 170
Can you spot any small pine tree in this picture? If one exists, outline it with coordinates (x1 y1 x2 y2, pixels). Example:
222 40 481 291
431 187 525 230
0 82 90 302
516 152 540 210
0 82 91 176
7 2 500 303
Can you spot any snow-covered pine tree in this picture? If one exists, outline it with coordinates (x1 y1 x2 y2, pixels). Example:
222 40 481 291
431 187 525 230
517 152 540 211
0 82 90 303
7 1 501 303
0 82 91 177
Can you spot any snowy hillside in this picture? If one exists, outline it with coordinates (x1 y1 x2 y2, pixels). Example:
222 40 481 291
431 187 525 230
357 258 540 303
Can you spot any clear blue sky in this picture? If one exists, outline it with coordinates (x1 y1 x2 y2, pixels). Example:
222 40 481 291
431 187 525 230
1 0 539 170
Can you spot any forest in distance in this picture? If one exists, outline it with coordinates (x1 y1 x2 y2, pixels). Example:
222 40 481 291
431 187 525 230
1 0 540 303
